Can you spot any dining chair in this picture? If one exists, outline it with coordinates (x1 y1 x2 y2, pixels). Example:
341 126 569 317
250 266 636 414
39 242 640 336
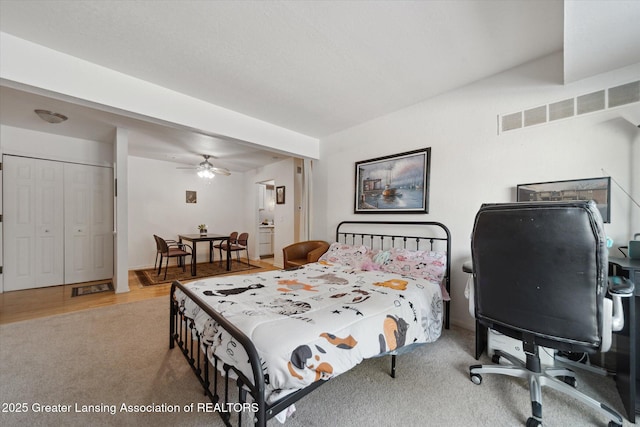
214 231 238 264
154 236 178 270
222 232 249 266
154 235 194 279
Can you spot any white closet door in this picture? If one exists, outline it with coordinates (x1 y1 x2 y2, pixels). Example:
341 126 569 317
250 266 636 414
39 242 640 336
3 156 64 291
64 163 114 284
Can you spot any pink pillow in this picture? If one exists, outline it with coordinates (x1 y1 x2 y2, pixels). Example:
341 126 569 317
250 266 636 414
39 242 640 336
318 243 371 267
381 248 447 283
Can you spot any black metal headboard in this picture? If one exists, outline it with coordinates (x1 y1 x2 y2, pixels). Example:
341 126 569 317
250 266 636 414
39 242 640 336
336 220 451 329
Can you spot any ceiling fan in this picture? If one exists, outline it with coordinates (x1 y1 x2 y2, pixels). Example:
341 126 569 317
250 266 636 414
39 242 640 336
177 154 231 178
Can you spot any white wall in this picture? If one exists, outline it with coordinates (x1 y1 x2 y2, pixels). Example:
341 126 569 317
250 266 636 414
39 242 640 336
127 156 247 269
629 128 640 236
0 125 114 166
128 155 298 270
314 52 640 331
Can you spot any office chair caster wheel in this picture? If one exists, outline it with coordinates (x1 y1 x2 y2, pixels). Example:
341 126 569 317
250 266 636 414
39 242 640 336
526 417 542 427
492 354 501 364
470 373 482 385
560 376 577 387
608 422 622 427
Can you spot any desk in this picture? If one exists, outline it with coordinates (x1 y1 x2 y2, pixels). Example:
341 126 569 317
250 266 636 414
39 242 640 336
463 261 488 360
178 234 230 275
609 256 639 422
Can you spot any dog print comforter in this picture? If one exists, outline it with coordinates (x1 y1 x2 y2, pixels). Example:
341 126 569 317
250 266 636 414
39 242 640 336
173 261 444 403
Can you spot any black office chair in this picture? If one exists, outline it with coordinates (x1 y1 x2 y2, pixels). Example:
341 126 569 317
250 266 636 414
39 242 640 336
468 201 634 427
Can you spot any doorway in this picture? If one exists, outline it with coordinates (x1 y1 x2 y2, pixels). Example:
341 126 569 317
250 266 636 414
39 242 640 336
256 180 275 265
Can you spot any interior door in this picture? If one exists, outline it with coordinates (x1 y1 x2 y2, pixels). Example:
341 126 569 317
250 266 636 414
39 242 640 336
3 156 64 291
64 163 114 284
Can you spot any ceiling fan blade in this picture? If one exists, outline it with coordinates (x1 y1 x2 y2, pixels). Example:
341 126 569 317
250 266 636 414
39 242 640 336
211 167 231 176
175 155 231 176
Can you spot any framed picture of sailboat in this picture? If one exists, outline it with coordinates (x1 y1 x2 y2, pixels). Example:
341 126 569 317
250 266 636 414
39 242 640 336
355 148 431 213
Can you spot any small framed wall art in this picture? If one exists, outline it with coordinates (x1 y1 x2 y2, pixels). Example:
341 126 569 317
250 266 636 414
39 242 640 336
276 186 285 204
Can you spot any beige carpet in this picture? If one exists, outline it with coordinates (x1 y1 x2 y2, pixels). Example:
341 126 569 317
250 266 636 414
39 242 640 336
135 259 259 285
0 297 633 426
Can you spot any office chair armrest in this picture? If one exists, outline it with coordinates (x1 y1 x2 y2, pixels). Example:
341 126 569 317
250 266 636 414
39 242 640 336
608 276 634 296
462 261 475 318
467 282 475 319
606 276 634 333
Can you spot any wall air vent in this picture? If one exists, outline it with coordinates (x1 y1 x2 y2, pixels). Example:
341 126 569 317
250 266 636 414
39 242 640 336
577 90 605 115
608 81 640 108
499 80 639 134
549 98 575 121
524 106 547 127
501 112 522 132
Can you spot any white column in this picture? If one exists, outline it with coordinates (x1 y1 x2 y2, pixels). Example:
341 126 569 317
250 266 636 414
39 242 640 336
114 128 129 293
0 145 3 293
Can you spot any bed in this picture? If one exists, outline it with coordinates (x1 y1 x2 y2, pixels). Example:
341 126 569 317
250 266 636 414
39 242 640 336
170 221 451 426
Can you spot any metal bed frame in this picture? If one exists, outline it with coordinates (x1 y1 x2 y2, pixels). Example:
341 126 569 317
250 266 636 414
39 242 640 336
170 220 451 426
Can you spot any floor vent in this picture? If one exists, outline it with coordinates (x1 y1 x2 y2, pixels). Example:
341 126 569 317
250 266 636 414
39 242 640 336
499 80 639 134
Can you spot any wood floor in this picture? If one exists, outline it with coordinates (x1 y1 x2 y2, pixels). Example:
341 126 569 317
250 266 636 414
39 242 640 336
0 258 278 325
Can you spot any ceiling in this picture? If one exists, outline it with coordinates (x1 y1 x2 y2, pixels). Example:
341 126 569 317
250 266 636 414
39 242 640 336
0 86 288 172
1 1 639 172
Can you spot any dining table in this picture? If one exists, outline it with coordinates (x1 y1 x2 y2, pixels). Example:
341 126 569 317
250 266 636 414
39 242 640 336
178 233 231 275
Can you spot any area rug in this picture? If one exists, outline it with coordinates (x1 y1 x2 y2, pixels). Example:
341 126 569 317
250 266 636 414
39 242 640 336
135 259 260 286
71 281 114 297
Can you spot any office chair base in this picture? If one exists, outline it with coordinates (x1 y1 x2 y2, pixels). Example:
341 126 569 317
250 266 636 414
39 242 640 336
554 352 609 377
525 417 541 427
469 350 624 426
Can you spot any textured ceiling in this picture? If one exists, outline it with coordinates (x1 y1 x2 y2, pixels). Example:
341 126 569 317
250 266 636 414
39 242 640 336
564 0 640 84
0 0 638 170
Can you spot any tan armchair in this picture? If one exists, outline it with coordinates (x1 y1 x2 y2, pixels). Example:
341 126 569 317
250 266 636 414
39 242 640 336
283 240 330 269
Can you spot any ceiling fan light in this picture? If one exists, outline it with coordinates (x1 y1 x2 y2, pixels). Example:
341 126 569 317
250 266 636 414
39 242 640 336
197 169 215 179
34 109 68 124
